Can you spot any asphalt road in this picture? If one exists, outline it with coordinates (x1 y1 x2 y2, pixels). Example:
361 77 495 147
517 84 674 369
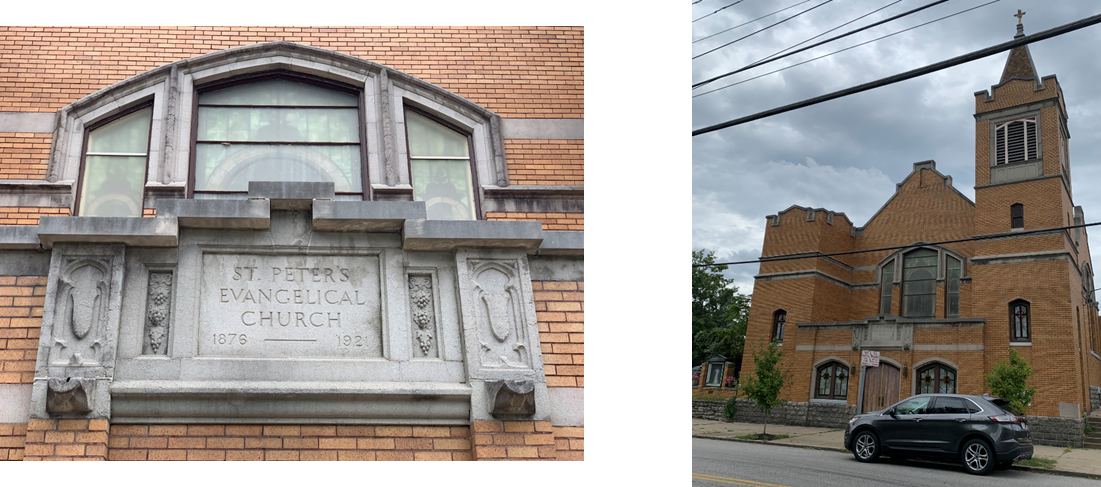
693 438 1099 487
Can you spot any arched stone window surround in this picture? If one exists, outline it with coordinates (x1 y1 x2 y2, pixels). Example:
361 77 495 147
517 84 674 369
771 309 786 345
47 41 509 212
910 357 959 396
809 355 851 402
1008 298 1032 343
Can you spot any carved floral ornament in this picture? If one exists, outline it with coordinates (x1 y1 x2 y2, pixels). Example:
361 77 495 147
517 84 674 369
144 271 173 355
408 275 435 356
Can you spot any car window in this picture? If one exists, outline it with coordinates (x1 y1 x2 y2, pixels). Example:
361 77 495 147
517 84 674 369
894 396 932 415
931 397 968 414
963 399 982 413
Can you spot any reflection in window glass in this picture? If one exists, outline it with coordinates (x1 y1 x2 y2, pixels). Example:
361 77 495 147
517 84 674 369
405 110 475 220
79 106 152 217
918 363 956 394
879 260 894 314
194 77 362 195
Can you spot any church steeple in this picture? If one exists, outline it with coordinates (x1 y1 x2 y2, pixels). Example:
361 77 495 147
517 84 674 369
1000 10 1039 83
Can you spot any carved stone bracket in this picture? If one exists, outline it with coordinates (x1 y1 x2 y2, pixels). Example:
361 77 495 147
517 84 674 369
488 379 535 419
45 377 93 415
143 271 173 355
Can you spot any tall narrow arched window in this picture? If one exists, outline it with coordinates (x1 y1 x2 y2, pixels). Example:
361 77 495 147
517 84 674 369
917 363 956 394
1011 203 1024 229
404 107 477 220
77 103 154 216
946 256 961 318
815 361 849 400
1010 299 1030 342
902 249 937 318
995 117 1038 165
772 310 786 344
879 260 894 315
191 74 365 199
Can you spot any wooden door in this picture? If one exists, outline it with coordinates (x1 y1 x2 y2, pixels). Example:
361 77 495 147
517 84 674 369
861 363 901 413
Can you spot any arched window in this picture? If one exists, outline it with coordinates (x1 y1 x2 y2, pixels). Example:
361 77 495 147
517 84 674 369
815 361 849 400
917 363 956 394
1010 300 1030 342
902 249 937 318
1011 203 1024 229
946 256 961 317
404 107 477 220
995 117 1038 165
772 310 786 344
191 73 366 199
76 103 154 216
879 260 894 314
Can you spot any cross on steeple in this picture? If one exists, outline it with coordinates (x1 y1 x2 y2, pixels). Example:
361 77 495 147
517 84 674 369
1014 9 1026 25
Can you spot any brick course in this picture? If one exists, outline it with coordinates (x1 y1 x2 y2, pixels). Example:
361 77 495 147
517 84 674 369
485 212 583 231
533 280 583 387
503 139 583 185
0 133 50 180
0 275 46 384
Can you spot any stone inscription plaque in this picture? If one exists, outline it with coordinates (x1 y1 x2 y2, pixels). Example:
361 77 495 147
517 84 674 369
198 253 382 357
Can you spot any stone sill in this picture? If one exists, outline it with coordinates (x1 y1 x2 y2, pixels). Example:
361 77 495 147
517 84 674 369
37 216 178 248
402 219 543 251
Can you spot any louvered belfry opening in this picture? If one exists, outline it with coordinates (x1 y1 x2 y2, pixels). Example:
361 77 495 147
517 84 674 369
995 118 1038 165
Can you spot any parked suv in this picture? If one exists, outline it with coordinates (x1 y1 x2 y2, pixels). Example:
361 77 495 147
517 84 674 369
843 394 1033 475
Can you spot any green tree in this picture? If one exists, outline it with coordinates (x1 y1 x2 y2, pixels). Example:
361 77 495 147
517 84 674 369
741 339 793 436
984 349 1036 415
692 249 750 369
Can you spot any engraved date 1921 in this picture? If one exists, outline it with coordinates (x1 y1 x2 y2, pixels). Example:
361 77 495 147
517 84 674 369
338 335 366 347
212 333 248 345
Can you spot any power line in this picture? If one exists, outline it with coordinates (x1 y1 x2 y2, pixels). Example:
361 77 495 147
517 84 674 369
694 0 997 98
693 0 836 60
694 0 948 89
694 0 750 23
694 222 1101 268
747 0 903 71
694 0 813 44
692 10 1101 136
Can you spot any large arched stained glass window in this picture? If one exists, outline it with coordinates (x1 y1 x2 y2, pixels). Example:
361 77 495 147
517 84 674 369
404 108 477 220
918 363 956 394
815 362 849 400
192 75 364 199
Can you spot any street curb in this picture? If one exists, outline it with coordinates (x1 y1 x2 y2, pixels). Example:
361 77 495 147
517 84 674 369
693 434 1101 480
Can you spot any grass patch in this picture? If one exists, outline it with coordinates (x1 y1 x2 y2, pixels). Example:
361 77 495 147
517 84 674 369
1064 445 1075 454
1015 457 1056 469
733 433 791 441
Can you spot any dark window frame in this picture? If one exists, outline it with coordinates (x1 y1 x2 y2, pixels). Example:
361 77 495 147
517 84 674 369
772 309 786 344
902 248 938 318
186 69 370 200
917 362 957 395
1011 203 1024 229
879 259 895 315
75 99 156 216
1010 299 1031 342
945 255 961 318
402 103 482 220
814 361 849 400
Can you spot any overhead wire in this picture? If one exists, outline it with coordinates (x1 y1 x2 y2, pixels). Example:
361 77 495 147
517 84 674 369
694 0 813 44
693 0 836 60
694 0 751 23
694 222 1101 267
693 0 999 98
694 0 949 89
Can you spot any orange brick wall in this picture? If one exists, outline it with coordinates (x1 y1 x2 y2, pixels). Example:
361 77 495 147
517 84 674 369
533 280 583 387
107 424 474 461
552 425 583 461
485 212 583 231
503 140 583 185
0 276 45 384
0 207 69 225
0 133 50 180
0 423 26 460
24 419 108 461
471 420 556 460
0 27 582 118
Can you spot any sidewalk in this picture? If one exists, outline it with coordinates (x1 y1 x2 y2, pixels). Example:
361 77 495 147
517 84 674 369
693 418 1101 478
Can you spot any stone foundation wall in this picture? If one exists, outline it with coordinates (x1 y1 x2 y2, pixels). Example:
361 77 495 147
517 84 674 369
1027 416 1084 448
1090 386 1100 412
692 399 857 429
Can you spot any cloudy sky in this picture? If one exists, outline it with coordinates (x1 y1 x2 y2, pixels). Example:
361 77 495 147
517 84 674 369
692 0 1101 295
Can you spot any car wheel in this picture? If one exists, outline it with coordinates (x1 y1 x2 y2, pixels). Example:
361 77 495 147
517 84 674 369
852 431 880 463
961 438 994 475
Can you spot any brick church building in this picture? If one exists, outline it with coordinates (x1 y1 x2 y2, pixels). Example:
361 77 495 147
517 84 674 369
743 22 1100 442
0 27 583 461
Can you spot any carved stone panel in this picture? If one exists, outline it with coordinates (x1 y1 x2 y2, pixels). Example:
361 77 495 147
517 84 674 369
143 271 173 355
407 274 438 358
852 316 914 351
470 260 529 369
51 257 112 366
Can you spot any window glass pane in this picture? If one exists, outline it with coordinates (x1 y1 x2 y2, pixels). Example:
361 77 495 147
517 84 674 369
87 107 152 154
904 294 935 318
919 367 936 394
902 280 935 295
199 79 357 107
411 159 475 221
880 262 894 314
895 396 931 415
818 366 832 396
706 364 724 387
197 107 359 143
835 367 848 398
78 156 146 217
947 294 959 317
194 143 361 192
940 369 956 394
406 110 470 158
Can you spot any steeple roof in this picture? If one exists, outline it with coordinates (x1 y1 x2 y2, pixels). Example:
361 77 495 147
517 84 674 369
1000 22 1039 83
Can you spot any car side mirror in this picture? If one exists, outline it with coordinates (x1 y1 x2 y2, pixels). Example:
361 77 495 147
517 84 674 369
887 408 897 417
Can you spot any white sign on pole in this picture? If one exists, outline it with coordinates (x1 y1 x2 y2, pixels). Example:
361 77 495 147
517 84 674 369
861 350 880 367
